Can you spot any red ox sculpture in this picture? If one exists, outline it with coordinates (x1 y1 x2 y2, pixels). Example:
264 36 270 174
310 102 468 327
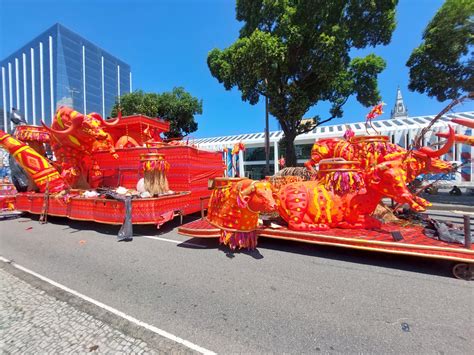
41 106 119 188
305 127 455 183
277 158 439 231
277 128 456 231
207 178 276 249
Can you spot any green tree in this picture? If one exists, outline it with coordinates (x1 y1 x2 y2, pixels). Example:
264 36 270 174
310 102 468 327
406 0 474 101
208 0 397 166
111 88 203 138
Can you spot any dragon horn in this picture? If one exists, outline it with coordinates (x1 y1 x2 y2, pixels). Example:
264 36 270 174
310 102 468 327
418 125 455 157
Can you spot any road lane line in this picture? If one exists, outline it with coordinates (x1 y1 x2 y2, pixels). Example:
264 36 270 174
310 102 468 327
142 236 207 248
0 256 215 355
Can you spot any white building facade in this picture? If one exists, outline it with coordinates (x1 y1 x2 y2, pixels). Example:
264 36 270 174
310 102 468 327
193 111 474 185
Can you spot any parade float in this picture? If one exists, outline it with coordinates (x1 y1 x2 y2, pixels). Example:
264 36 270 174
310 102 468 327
1 103 473 279
178 104 474 280
0 106 223 238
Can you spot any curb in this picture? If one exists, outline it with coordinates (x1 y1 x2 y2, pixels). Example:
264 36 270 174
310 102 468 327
0 259 203 354
427 203 474 213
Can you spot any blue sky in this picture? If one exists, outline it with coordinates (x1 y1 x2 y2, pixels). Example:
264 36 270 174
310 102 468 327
1 0 472 138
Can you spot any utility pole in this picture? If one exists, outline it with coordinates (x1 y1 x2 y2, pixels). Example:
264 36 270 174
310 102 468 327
264 95 271 176
264 77 270 176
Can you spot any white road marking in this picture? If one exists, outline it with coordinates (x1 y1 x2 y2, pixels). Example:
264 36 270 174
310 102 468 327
142 236 206 248
0 256 215 355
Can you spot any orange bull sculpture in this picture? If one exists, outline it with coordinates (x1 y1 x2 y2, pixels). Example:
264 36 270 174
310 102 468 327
276 126 457 232
276 157 436 231
305 127 455 182
41 106 119 188
207 178 276 249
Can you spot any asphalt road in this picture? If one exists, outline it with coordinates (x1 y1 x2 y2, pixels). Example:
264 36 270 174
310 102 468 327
1 213 473 353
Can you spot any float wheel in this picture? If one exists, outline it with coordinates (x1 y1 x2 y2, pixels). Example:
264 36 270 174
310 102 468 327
452 263 474 281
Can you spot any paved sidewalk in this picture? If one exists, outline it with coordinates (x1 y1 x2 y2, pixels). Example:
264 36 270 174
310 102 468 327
0 268 156 354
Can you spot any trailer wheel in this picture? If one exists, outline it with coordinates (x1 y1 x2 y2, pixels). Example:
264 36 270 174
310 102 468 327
452 263 474 281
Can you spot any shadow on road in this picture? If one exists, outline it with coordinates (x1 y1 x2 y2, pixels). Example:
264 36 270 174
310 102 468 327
181 234 455 279
259 237 455 279
21 213 456 279
21 213 201 238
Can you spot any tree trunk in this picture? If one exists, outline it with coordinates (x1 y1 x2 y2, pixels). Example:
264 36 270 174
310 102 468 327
283 132 297 167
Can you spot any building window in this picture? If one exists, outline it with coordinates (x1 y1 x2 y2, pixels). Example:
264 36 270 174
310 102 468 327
245 147 275 161
244 164 275 180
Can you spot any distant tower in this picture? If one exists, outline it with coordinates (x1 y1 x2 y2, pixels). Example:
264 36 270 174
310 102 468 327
390 87 408 119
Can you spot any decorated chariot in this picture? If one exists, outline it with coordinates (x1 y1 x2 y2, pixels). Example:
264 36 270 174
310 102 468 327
178 110 474 280
1 104 473 279
0 107 223 234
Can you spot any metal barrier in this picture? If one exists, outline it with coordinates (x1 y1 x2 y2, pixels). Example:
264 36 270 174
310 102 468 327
421 211 473 249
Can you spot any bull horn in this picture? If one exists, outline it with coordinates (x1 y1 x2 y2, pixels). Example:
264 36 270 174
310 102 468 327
97 113 120 127
88 112 103 121
418 125 455 157
41 120 76 137
452 117 474 129
41 113 84 138
240 181 256 196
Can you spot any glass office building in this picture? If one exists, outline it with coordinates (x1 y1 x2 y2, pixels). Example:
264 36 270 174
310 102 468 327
0 23 132 132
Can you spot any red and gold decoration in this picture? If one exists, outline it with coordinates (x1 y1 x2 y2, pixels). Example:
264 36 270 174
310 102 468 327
317 159 365 195
365 102 385 133
13 125 50 143
13 125 50 156
274 127 457 232
0 130 67 192
140 153 170 195
350 135 398 169
304 138 355 173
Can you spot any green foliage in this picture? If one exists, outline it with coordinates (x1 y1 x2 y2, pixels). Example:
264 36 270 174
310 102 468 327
406 0 474 101
208 0 397 165
112 88 203 138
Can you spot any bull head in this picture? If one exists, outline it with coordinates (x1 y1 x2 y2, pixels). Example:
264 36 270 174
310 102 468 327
42 113 84 140
42 109 120 146
404 125 456 178
368 161 431 212
239 180 277 212
416 125 455 158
